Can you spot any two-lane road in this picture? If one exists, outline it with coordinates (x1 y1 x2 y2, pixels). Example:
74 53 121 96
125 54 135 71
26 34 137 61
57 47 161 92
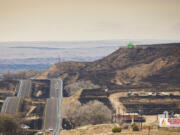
43 79 63 135
44 98 58 130
50 79 62 98
17 80 32 97
1 79 63 135
1 79 32 114
1 97 20 114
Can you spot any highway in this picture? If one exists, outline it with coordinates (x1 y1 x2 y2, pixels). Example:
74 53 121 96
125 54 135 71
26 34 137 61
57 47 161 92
44 79 63 135
44 98 58 130
1 79 32 114
50 79 62 98
1 79 63 135
1 97 20 114
17 80 32 97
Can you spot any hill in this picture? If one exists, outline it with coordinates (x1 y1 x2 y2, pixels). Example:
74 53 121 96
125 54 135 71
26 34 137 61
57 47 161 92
38 43 180 95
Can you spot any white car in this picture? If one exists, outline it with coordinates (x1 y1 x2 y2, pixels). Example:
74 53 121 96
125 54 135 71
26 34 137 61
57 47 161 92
37 131 43 135
48 128 54 132
21 124 30 129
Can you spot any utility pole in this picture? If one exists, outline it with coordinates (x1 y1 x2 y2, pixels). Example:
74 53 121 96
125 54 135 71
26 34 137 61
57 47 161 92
115 108 117 123
105 88 108 97
57 55 61 63
148 126 151 135
118 107 120 123
138 104 143 131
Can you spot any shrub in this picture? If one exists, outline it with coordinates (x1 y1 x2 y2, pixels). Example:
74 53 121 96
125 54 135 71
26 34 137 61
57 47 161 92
112 126 122 133
63 100 112 128
79 100 112 125
64 80 100 96
0 114 25 135
132 124 139 131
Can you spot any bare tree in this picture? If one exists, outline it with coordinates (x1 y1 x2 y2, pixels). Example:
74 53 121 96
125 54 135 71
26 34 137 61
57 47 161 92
63 100 112 128
2 70 39 80
63 100 82 128
0 114 24 135
2 70 13 80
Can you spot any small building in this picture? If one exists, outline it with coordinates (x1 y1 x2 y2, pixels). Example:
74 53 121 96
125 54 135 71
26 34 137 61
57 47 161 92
174 114 180 118
128 90 132 96
133 93 139 96
148 92 153 96
116 113 145 123
161 92 169 96
156 92 160 96
117 113 139 120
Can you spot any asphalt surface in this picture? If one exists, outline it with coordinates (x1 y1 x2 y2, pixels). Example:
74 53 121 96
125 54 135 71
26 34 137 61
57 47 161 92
43 79 63 135
44 98 58 130
1 79 63 135
50 79 62 98
17 80 32 97
1 97 19 114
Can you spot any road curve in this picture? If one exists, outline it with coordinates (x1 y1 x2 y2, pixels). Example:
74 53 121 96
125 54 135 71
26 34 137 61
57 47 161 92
1 97 20 114
17 80 32 97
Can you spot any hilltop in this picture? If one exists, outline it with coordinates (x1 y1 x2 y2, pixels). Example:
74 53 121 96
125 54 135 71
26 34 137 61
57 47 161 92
38 43 180 95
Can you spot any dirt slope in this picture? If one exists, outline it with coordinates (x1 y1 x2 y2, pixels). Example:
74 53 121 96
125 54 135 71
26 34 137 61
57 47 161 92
39 43 180 90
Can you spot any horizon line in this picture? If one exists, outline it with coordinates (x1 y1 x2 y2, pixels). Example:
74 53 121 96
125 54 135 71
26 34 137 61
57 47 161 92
0 38 180 43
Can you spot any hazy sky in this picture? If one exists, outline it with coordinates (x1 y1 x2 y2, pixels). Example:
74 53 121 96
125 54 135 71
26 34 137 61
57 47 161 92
0 0 180 41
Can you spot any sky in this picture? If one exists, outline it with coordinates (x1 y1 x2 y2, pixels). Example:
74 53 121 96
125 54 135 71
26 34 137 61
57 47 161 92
0 0 180 41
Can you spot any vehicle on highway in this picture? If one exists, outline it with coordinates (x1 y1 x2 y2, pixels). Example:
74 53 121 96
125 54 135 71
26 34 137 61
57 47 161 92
48 128 53 132
37 131 43 135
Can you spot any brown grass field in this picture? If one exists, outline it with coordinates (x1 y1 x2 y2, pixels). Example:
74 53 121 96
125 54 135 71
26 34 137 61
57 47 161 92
60 124 180 135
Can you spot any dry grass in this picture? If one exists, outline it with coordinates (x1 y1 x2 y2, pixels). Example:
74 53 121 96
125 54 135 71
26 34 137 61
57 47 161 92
143 115 157 126
109 92 127 114
62 89 83 117
37 64 57 79
60 124 180 135
38 45 180 89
